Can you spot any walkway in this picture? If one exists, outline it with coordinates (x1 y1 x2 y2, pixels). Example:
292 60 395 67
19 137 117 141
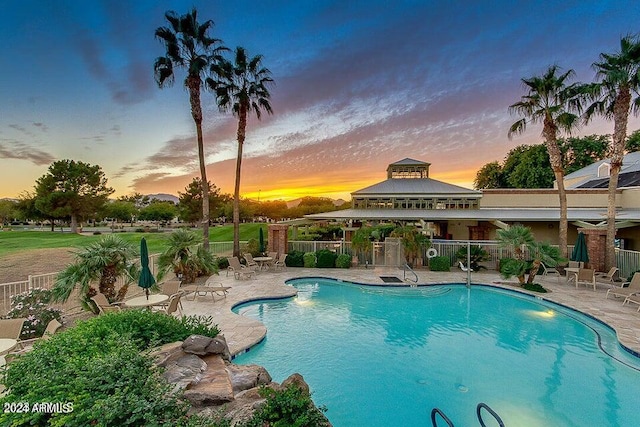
180 267 640 357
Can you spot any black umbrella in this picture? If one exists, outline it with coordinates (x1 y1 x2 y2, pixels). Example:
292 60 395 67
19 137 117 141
138 237 156 300
571 232 589 264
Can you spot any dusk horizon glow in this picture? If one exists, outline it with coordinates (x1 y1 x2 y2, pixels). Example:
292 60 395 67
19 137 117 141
2 1 640 202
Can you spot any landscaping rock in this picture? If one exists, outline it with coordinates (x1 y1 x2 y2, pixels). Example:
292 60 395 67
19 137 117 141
184 355 234 407
150 341 184 367
206 335 231 360
182 334 231 359
162 354 206 392
226 363 272 395
281 372 310 395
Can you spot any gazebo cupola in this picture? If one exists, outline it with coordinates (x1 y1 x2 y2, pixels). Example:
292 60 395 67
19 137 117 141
387 158 430 179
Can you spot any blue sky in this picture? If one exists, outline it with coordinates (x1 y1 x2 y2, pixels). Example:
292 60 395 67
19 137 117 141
2 0 640 200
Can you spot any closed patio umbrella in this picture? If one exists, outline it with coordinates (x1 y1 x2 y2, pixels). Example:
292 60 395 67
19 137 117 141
138 237 156 300
571 232 589 264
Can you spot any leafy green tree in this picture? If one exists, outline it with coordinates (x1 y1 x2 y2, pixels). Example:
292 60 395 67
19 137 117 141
154 8 226 251
259 199 288 221
177 177 223 225
506 144 554 188
34 160 114 233
508 65 582 258
138 200 177 224
0 199 17 225
583 35 640 269
474 161 505 189
102 200 138 229
209 46 274 257
626 129 640 152
52 235 139 308
117 193 151 209
560 134 610 174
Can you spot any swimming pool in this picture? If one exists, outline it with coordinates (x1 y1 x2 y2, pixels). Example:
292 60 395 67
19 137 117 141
233 278 640 426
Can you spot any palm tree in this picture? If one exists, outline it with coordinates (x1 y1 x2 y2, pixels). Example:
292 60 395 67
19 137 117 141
208 47 274 257
153 9 226 251
583 35 640 269
497 225 562 285
157 229 216 283
508 65 582 259
52 235 139 308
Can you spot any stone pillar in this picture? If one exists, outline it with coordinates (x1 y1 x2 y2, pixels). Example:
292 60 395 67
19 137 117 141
268 224 289 255
578 228 607 272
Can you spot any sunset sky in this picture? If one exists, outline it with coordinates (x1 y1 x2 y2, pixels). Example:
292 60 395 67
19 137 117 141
2 1 640 202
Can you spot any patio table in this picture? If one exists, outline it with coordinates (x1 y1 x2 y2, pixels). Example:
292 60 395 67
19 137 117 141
253 256 273 271
125 294 169 309
0 338 18 355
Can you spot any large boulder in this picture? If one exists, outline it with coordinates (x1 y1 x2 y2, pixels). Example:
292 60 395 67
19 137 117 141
182 334 231 360
226 363 272 395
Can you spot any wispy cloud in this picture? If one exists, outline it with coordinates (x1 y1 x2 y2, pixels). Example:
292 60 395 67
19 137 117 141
0 140 55 166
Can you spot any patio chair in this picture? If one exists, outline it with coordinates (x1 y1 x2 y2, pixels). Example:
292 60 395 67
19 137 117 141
595 267 619 285
458 261 471 272
227 257 256 280
606 272 640 300
90 293 125 315
183 282 231 301
243 253 260 271
154 293 183 316
568 261 584 269
575 268 596 291
266 252 278 269
274 253 288 270
161 279 182 297
42 318 63 340
622 294 640 311
0 318 26 351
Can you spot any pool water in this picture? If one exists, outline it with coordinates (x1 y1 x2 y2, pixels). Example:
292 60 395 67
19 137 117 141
233 278 640 427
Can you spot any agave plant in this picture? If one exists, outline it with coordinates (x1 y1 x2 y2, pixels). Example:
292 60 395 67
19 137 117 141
157 229 216 283
52 235 139 306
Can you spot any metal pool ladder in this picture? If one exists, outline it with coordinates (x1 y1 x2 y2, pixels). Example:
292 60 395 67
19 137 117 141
430 402 505 427
403 263 418 285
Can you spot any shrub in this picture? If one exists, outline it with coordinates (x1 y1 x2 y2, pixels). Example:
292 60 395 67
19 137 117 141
522 283 548 293
429 256 451 271
0 333 189 427
158 229 217 283
316 249 337 268
216 256 230 270
286 250 305 267
303 252 317 268
242 384 329 427
336 254 351 268
243 238 261 257
6 288 63 340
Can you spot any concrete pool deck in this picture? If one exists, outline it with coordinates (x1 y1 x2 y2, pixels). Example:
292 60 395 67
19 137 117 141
179 267 640 357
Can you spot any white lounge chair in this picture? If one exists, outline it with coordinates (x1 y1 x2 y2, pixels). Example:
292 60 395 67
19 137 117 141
458 261 471 272
227 257 256 280
623 294 640 311
274 253 288 270
606 272 640 300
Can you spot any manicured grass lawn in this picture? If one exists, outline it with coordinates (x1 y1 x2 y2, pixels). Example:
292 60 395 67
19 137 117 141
0 223 268 257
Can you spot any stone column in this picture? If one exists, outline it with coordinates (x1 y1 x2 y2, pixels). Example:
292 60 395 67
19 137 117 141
578 228 607 272
268 224 289 255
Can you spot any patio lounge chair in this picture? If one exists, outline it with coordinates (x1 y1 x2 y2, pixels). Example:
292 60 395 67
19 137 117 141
606 272 640 300
91 293 125 314
541 262 561 283
0 318 26 350
274 253 287 270
227 257 256 280
183 282 231 301
243 253 260 271
623 294 640 311
458 261 471 272
595 267 620 285
266 252 278 269
575 268 596 291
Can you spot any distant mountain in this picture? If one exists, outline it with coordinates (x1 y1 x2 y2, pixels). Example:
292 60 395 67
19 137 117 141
147 193 179 204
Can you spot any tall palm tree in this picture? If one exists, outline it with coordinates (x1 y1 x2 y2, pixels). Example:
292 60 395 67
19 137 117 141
583 35 640 269
208 47 274 257
508 65 582 259
153 9 225 250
